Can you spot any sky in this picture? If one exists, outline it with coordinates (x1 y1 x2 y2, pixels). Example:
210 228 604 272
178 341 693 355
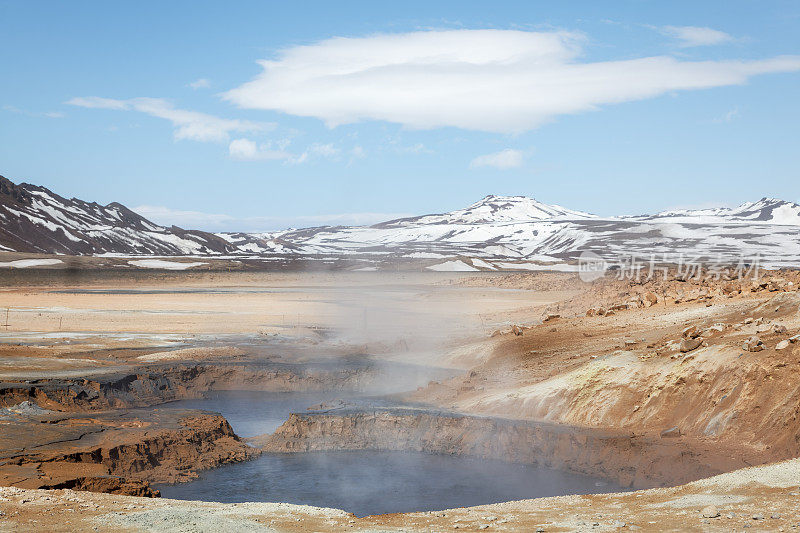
1 0 799 232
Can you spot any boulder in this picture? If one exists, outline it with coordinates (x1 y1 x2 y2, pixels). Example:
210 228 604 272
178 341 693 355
773 324 788 335
644 292 659 306
776 340 791 350
682 325 700 339
702 505 720 519
680 337 703 353
743 336 765 352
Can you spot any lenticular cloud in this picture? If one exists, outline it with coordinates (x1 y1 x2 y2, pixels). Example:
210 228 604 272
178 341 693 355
224 29 800 134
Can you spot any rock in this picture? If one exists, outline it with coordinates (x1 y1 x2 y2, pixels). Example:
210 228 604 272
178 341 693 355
586 308 597 317
776 340 791 350
624 339 637 346
752 514 764 520
744 317 754 324
511 325 523 336
702 505 720 518
743 336 765 352
790 335 800 343
660 426 680 438
605 310 615 316
597 307 607 316
771 514 781 519
773 324 788 335
680 337 703 353
610 303 628 311
644 292 659 306
543 314 561 322
682 325 700 339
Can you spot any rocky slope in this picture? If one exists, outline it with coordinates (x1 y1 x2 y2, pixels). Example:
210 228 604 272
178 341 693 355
257 408 748 489
0 407 256 496
0 176 234 255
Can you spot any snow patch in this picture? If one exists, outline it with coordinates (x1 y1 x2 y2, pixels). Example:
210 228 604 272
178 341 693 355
0 259 63 268
426 260 479 272
127 259 207 270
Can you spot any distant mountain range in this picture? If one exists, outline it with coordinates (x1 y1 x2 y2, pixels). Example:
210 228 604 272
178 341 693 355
2 175 800 267
0 176 234 256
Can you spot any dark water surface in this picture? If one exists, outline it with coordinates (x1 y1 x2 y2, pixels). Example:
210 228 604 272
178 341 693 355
157 391 625 516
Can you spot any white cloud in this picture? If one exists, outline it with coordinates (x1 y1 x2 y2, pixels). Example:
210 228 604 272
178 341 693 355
470 148 523 169
188 78 211 89
228 138 345 164
67 96 272 142
132 204 411 232
660 26 734 48
228 138 292 160
224 29 800 134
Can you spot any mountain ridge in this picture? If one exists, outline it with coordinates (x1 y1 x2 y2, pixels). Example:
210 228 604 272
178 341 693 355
1 175 800 265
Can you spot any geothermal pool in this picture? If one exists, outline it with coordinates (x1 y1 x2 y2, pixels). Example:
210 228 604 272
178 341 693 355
157 391 626 516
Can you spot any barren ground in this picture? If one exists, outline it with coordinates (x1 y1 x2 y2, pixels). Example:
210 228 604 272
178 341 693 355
1 265 800 531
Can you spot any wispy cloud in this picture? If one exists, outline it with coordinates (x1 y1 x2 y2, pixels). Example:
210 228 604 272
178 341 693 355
3 105 64 119
660 26 734 48
712 106 741 123
228 138 291 161
67 96 272 142
228 138 345 164
188 78 211 89
224 29 799 134
394 142 433 155
350 145 366 159
470 148 523 169
289 142 340 165
132 204 412 232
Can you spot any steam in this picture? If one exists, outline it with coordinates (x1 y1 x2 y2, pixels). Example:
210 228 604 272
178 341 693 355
322 274 488 394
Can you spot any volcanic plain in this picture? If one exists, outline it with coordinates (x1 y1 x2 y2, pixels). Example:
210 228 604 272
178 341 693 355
1 262 800 531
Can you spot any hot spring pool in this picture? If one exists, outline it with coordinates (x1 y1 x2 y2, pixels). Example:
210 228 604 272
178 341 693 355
157 391 625 516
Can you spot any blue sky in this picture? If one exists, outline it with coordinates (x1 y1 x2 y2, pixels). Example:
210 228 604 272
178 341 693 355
1 0 798 231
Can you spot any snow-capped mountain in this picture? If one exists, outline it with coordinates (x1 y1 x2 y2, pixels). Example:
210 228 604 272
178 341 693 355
0 176 234 255
627 198 800 225
1 175 800 267
376 195 596 227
